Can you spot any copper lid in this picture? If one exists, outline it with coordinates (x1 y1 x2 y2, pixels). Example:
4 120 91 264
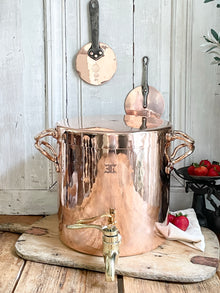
56 115 171 134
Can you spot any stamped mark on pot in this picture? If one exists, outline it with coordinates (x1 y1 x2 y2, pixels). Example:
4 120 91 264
104 163 117 174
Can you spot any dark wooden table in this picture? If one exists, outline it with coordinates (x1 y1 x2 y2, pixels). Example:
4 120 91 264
0 215 219 293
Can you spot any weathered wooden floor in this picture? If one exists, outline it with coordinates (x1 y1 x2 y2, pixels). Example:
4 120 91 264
0 215 219 293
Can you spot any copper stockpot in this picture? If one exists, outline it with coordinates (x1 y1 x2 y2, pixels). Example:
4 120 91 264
35 115 194 257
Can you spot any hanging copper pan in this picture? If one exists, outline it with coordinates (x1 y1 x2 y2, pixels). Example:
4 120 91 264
124 56 164 117
75 0 117 85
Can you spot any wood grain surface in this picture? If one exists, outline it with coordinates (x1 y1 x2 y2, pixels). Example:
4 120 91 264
14 262 118 293
0 215 43 225
0 215 43 233
0 232 24 293
0 215 219 293
15 214 219 283
123 274 220 293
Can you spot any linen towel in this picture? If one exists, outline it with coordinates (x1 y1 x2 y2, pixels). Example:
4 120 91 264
155 208 205 251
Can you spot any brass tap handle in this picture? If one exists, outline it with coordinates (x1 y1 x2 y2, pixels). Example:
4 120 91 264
66 208 120 282
75 213 113 225
66 223 103 232
72 208 116 226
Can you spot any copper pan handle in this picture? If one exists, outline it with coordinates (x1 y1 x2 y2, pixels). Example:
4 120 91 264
88 0 104 60
34 129 60 172
165 130 195 174
142 56 149 108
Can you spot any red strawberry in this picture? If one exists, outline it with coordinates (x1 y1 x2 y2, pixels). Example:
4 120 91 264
167 213 176 224
211 164 220 173
194 165 208 176
207 167 220 177
173 214 189 231
199 160 212 169
187 165 195 175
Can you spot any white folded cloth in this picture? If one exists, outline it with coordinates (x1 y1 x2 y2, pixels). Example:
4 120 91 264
155 208 205 252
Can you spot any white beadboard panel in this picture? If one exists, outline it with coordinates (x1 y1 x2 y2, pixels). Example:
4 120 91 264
0 0 219 215
43 0 69 187
0 190 58 215
44 0 67 125
170 0 189 132
80 0 133 117
65 0 81 119
158 0 172 122
169 0 192 189
0 0 48 190
187 0 220 164
169 187 193 212
22 0 48 190
133 0 171 121
170 0 220 205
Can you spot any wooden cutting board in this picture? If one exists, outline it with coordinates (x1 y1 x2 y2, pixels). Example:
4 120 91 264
14 214 219 283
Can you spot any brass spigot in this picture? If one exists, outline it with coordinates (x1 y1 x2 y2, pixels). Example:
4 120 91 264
66 208 121 282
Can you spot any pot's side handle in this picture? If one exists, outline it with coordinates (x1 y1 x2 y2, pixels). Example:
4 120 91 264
165 130 195 174
34 129 60 172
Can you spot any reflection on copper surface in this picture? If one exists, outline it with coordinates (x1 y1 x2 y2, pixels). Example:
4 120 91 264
34 116 194 257
124 115 163 129
124 86 165 117
58 130 170 256
75 42 117 85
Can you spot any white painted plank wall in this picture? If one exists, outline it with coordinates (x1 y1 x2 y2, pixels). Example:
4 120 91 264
0 0 47 190
170 0 220 208
0 0 59 214
0 0 219 214
79 0 133 117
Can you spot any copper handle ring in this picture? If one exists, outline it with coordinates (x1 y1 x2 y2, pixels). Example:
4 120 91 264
34 128 60 172
165 130 195 174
